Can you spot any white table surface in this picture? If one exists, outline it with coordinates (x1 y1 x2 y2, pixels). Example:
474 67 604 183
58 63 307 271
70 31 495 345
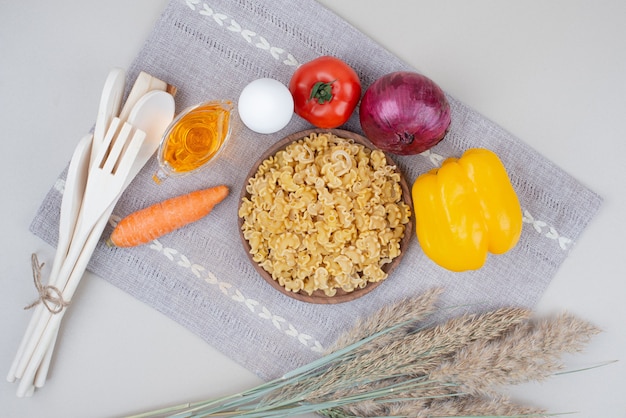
1 1 625 417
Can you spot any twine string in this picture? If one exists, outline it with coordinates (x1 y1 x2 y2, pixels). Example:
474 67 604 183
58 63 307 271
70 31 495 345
24 253 69 314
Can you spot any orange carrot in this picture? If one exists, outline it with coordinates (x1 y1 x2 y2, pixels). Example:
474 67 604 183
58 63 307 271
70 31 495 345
107 185 229 247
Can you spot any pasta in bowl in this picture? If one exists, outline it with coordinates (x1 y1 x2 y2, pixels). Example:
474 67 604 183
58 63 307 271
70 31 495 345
238 129 413 303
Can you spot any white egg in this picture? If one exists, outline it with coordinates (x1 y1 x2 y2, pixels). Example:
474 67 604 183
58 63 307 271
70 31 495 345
238 78 294 134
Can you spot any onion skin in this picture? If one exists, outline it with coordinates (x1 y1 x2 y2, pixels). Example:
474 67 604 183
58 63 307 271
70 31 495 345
359 71 451 155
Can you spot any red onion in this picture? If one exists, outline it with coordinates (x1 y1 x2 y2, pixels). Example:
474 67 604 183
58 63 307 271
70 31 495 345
359 71 451 155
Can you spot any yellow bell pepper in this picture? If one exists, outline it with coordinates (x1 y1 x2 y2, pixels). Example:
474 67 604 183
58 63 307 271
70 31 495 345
411 148 522 272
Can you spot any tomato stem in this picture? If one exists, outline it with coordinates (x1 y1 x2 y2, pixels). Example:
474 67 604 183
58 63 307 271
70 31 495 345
309 80 335 104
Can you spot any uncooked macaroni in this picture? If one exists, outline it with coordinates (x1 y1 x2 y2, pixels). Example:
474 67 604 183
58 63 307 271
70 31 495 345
239 132 410 296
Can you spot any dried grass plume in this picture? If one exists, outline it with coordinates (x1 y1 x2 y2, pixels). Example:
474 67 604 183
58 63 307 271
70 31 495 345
129 288 603 418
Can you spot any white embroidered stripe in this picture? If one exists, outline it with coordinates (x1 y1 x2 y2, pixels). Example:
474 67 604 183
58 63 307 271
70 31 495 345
185 0 299 66
106 214 325 353
149 237 326 353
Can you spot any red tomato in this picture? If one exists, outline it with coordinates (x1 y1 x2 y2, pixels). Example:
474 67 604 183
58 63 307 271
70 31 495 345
288 56 361 129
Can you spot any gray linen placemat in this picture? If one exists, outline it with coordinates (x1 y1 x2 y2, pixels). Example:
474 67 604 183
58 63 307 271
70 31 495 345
30 0 602 380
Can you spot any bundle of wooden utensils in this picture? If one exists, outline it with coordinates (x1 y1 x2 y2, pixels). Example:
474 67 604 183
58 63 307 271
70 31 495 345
7 69 177 397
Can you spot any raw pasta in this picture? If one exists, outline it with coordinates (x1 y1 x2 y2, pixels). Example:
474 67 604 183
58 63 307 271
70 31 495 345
239 132 411 297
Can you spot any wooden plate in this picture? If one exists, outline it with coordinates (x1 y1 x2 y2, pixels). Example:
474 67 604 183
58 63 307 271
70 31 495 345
238 129 413 304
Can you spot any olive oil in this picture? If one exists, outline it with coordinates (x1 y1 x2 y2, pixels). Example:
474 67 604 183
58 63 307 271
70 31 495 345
154 100 233 183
